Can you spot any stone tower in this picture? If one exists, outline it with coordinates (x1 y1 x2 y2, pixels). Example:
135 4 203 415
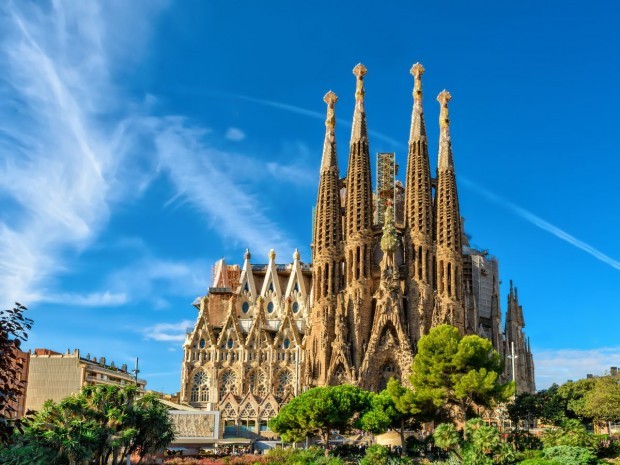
505 281 536 394
433 90 465 331
179 64 537 439
343 64 374 374
307 91 344 385
403 63 435 344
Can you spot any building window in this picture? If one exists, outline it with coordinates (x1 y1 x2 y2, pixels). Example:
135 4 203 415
227 338 234 349
219 370 238 398
190 370 210 403
267 302 274 313
242 302 250 313
292 302 299 313
199 338 206 349
284 338 291 349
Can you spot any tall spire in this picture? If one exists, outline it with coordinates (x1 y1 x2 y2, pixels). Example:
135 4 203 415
313 91 343 261
434 89 464 331
435 89 460 249
345 63 373 240
351 63 368 142
404 63 434 340
307 91 345 386
343 63 374 372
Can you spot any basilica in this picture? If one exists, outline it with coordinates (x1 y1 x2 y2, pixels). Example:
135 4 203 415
179 64 536 438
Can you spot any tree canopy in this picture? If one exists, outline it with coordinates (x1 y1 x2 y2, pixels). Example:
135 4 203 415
0 384 174 465
269 384 371 456
0 303 32 445
411 324 512 424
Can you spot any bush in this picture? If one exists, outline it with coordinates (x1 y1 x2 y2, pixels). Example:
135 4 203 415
264 446 344 465
360 444 390 465
518 460 561 465
508 430 543 452
543 445 597 465
541 420 598 451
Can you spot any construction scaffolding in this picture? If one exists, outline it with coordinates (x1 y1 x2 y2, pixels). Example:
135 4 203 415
375 152 397 225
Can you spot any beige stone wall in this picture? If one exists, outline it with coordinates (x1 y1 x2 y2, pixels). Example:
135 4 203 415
25 356 82 412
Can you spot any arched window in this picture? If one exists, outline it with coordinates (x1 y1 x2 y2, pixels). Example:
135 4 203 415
219 370 238 399
267 302 274 313
190 370 210 403
276 370 293 397
242 302 250 313
292 302 299 314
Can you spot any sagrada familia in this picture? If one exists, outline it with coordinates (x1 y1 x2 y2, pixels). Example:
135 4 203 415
179 64 536 436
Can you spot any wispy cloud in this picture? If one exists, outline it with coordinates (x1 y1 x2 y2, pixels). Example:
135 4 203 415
535 346 620 389
36 291 128 307
461 178 620 271
139 116 296 255
225 127 246 141
238 94 404 148
0 1 299 307
143 320 194 342
0 2 120 305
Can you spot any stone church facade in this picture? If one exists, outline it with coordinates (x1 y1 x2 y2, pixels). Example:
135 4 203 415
180 64 535 437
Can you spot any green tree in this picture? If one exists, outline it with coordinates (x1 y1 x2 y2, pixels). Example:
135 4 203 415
411 325 512 424
582 374 620 434
434 419 514 465
269 385 371 458
1 385 174 465
0 303 33 445
541 419 597 450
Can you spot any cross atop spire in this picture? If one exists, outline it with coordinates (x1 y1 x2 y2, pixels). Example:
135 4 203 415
353 63 367 100
351 63 368 142
321 91 338 171
410 63 425 101
324 91 337 129
437 90 454 170
409 63 427 143
438 89 452 129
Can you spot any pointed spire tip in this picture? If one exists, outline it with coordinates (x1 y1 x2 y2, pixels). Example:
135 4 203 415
323 91 338 105
352 63 367 78
410 62 425 77
437 89 452 105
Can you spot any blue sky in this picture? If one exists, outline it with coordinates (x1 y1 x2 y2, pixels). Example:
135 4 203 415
1 0 619 393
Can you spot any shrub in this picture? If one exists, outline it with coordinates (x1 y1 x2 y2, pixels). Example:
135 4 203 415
518 460 561 465
541 420 598 450
543 445 597 465
360 444 390 465
508 430 543 452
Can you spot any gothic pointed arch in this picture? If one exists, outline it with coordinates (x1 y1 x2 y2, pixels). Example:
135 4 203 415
260 249 284 299
236 249 258 298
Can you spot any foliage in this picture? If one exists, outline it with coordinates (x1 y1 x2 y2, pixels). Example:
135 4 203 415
517 460 561 465
582 375 620 433
269 385 371 455
507 430 542 452
360 444 390 465
0 384 175 465
434 419 519 465
358 378 430 452
0 303 33 445
541 419 598 450
411 325 512 423
265 446 343 464
557 378 598 425
542 445 598 465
